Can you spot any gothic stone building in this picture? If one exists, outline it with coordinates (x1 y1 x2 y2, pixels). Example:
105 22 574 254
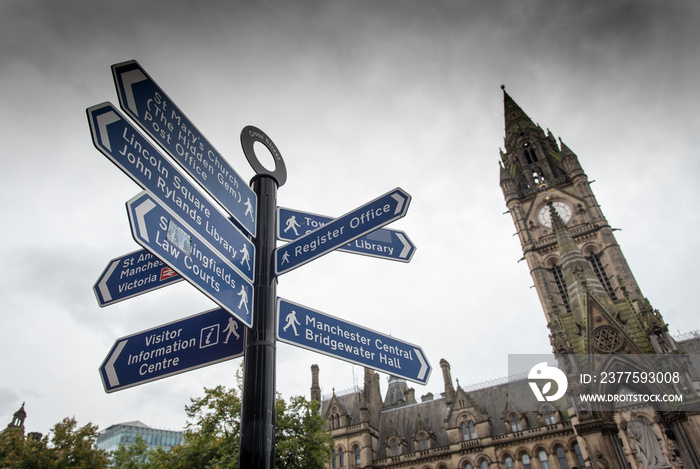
310 89 700 469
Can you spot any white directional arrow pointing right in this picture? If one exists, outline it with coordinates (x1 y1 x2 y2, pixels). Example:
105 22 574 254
396 233 412 259
415 348 429 382
391 192 407 215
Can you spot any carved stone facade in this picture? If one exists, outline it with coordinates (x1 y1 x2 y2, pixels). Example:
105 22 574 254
311 89 700 468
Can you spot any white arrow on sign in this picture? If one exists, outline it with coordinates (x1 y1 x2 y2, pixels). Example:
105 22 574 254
395 233 412 259
134 197 156 242
96 260 119 303
415 346 429 381
105 340 127 388
120 68 148 113
95 109 119 151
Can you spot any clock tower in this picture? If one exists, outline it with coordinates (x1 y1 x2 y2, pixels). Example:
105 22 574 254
498 85 674 357
498 86 700 467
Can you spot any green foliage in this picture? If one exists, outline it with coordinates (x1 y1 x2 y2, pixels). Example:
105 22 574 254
0 417 109 469
111 434 150 469
51 417 109 468
0 383 332 469
275 396 333 469
147 383 332 469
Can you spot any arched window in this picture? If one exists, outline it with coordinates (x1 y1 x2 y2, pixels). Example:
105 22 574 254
338 447 344 467
521 453 532 469
504 456 514 469
332 450 337 468
417 432 429 451
539 450 550 469
523 142 538 164
480 460 489 469
542 405 557 425
509 413 522 432
556 446 569 469
461 420 477 440
465 464 473 469
573 443 584 467
354 445 361 465
330 406 340 429
585 251 618 299
547 263 571 313
389 438 400 457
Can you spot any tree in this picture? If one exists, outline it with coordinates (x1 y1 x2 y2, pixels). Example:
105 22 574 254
152 384 242 469
275 395 332 469
143 384 333 469
50 417 109 468
0 417 108 469
111 434 150 469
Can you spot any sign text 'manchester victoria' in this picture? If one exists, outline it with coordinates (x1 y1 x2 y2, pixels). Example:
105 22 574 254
94 249 181 307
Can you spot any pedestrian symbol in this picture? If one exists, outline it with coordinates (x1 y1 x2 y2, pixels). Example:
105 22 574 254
240 244 251 270
223 317 240 344
283 310 300 336
244 198 255 221
284 215 301 237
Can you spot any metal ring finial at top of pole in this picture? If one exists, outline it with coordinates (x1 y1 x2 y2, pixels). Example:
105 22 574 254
241 125 287 187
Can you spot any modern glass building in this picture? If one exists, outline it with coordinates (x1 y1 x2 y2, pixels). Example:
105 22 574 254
96 420 183 454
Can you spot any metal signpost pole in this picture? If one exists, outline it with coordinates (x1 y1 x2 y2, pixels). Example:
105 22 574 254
239 127 287 469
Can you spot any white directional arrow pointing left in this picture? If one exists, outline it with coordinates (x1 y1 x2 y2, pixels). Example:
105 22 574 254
96 259 119 303
105 340 127 388
95 109 119 151
134 197 156 243
118 68 148 115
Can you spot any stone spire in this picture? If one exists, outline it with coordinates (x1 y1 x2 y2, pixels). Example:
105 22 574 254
502 85 541 152
7 402 26 431
440 359 455 405
310 364 321 403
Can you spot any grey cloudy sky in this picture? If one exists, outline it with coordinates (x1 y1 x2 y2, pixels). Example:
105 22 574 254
1 0 699 436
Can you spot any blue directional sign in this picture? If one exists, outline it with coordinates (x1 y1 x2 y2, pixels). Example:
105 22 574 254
112 60 258 237
100 307 245 393
275 188 411 275
277 298 431 384
126 191 253 328
278 207 416 262
94 249 182 307
87 102 254 284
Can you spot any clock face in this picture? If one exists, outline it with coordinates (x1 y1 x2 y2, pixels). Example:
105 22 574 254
537 201 573 228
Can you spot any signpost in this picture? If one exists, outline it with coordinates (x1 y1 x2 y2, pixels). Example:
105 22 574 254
94 249 181 307
278 207 416 262
277 298 431 384
88 59 425 469
87 102 255 284
100 307 245 393
126 191 253 328
112 60 258 237
275 188 411 275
